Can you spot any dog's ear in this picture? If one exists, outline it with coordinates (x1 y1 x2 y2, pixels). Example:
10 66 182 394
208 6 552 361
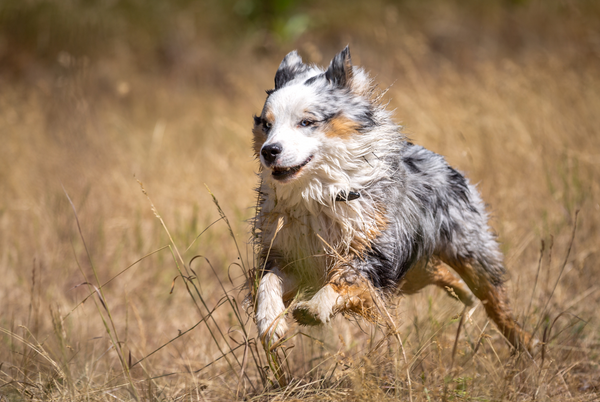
325 46 353 88
274 50 307 90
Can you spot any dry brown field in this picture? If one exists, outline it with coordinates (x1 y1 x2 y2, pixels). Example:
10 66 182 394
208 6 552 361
0 1 599 400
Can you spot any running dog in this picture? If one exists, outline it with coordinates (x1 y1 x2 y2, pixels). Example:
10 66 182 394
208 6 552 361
251 47 532 351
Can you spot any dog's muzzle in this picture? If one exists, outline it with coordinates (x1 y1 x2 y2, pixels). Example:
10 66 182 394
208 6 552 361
261 143 282 166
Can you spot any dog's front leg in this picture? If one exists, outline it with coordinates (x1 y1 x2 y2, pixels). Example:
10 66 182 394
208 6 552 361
292 284 340 325
256 266 295 348
293 271 374 326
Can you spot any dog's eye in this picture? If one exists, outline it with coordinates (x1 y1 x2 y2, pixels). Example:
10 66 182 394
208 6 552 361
264 121 272 129
299 119 314 127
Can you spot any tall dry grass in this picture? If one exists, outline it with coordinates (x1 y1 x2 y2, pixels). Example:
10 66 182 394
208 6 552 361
0 0 599 400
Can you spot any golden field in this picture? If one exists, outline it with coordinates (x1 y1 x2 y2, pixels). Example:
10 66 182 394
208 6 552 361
0 1 599 400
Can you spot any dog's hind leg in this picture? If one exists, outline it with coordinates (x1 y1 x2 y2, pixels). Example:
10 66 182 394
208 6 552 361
399 260 476 307
439 254 534 351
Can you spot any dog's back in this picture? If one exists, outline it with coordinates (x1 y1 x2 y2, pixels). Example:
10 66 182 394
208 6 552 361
353 142 505 289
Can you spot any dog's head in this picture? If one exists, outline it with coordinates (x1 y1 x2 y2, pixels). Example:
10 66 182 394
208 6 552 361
253 47 378 189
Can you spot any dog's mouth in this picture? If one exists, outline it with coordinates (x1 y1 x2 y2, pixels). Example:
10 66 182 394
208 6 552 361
271 156 313 182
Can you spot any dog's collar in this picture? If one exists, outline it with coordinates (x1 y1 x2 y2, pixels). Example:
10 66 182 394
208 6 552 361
335 191 361 202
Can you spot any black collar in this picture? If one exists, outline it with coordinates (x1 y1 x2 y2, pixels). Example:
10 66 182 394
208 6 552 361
335 191 361 202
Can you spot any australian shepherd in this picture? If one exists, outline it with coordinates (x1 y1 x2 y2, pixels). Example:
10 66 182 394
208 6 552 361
251 47 532 351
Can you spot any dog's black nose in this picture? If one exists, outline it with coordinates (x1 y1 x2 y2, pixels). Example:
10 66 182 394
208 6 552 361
261 143 282 165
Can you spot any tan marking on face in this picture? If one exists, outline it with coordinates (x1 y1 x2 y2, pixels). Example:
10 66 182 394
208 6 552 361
324 115 360 139
264 109 275 123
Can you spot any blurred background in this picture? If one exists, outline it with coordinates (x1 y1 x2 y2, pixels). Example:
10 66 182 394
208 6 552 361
1 0 599 400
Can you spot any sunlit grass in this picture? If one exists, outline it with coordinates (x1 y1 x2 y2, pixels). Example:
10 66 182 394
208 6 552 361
0 1 599 400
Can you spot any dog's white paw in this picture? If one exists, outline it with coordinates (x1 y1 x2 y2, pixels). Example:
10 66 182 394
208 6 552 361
293 285 339 325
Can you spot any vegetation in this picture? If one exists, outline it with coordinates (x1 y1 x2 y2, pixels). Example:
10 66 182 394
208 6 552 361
0 0 598 400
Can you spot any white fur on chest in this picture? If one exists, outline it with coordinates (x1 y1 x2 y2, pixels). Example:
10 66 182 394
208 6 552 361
255 179 384 293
